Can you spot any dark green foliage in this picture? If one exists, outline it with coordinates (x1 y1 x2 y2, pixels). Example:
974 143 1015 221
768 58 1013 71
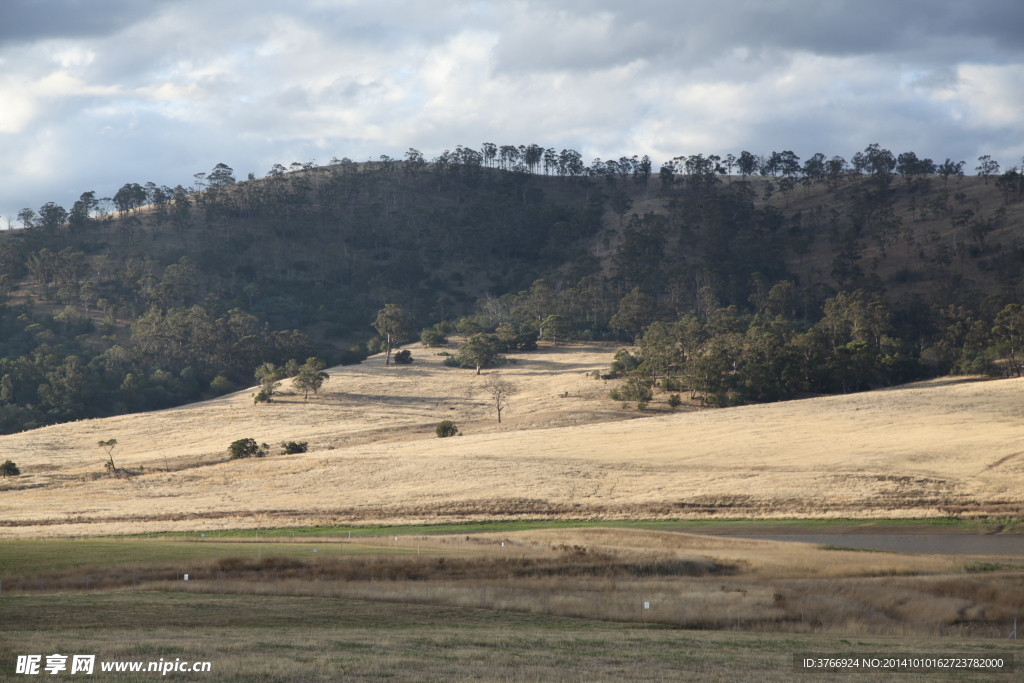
667 394 682 408
421 327 448 347
228 438 264 459
0 145 1022 436
0 459 20 477
209 375 236 396
281 441 308 454
435 420 458 438
455 333 502 374
393 349 413 364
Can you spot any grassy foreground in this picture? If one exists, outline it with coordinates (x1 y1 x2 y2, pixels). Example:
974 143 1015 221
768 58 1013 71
1 593 1019 682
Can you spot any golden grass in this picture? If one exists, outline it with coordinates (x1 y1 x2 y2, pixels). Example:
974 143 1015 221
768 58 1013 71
2 342 1024 536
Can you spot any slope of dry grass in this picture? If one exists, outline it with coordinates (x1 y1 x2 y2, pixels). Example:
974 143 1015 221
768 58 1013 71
2 342 1024 536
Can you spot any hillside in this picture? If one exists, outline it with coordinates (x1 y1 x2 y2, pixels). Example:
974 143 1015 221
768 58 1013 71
2 341 1023 537
1 148 1023 436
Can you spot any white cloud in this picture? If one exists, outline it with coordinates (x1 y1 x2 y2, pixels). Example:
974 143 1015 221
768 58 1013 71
1 0 1023 220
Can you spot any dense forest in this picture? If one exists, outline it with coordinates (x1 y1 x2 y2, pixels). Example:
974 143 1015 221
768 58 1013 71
1 143 1023 432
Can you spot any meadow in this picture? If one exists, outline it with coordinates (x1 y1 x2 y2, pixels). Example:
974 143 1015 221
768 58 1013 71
3 343 1024 538
2 527 1022 640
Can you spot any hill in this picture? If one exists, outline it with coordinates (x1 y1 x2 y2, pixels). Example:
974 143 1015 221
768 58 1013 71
2 341 1022 537
1 147 1023 436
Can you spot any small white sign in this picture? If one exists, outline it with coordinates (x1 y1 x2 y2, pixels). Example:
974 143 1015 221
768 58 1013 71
313 548 317 552
643 602 650 610
184 574 189 581
501 542 505 547
201 534 205 537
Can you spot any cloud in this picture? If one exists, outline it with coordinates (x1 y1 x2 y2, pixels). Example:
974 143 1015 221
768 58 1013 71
1 0 1023 220
0 0 172 45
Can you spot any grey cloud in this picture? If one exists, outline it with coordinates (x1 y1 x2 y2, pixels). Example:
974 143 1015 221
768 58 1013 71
489 0 1024 73
0 0 173 45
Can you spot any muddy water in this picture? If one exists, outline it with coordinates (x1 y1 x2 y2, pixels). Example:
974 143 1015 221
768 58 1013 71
727 533 1024 556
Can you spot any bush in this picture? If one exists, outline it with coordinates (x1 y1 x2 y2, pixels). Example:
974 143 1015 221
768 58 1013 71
421 327 448 347
209 375 236 396
443 355 461 367
435 420 458 438
367 336 385 354
338 343 369 365
393 349 413 364
228 438 265 459
253 390 271 404
609 349 639 377
0 459 20 477
667 394 683 408
281 441 308 454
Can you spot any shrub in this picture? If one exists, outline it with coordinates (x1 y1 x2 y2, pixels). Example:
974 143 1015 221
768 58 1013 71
435 420 458 438
0 460 20 477
209 375 236 396
421 327 448 347
668 394 683 408
367 336 385 354
281 441 308 454
253 390 270 404
393 349 413 364
609 349 639 377
443 355 461 367
228 438 265 459
338 343 369 365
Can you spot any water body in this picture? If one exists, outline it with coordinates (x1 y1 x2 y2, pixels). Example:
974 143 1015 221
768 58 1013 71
729 533 1024 556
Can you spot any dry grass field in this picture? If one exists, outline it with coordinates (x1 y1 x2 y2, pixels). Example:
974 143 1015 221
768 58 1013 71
2 341 1024 536
7 593 1019 683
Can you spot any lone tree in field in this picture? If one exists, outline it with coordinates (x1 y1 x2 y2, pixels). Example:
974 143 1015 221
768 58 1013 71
373 304 414 366
292 357 329 400
0 459 20 477
98 438 118 474
483 374 517 423
457 333 500 374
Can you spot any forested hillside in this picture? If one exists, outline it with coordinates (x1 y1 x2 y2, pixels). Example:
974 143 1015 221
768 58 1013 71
1 144 1023 432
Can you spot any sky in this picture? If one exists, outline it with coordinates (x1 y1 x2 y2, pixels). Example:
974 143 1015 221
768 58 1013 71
2 0 1023 223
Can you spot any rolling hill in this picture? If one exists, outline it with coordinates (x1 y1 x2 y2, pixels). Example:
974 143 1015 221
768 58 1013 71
2 341 1022 537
